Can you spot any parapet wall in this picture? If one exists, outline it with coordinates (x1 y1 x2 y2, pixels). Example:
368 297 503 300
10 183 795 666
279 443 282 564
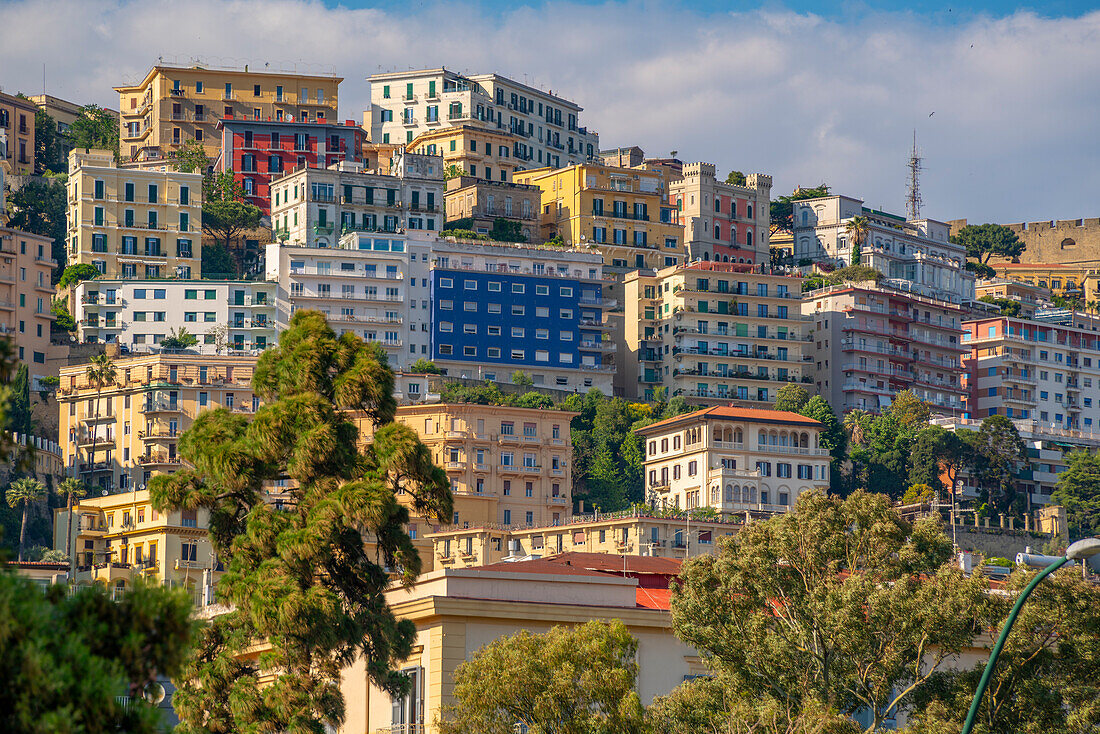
952 217 1100 265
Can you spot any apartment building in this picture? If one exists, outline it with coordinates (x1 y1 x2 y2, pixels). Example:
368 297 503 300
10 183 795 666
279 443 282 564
53 488 217 603
57 353 261 493
0 226 56 387
962 313 1100 431
973 278 1051 319
637 406 830 514
990 262 1100 302
368 67 598 167
0 91 36 174
931 415 1100 509
72 279 276 353
66 148 202 279
513 163 683 272
269 151 445 248
793 194 974 303
409 125 520 183
803 281 968 415
428 509 742 568
443 176 541 242
430 238 615 393
216 118 364 216
115 62 340 162
30 94 119 137
671 162 772 264
265 231 435 370
623 263 808 406
394 403 577 529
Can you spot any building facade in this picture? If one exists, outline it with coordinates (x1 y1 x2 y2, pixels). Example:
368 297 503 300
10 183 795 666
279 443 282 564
30 94 119 138
0 226 56 387
66 148 203 279
53 488 217 604
671 162 772 264
428 509 742 568
114 62 340 162
793 195 974 303
367 67 598 166
637 406 830 515
269 152 445 248
513 163 683 272
988 262 1100 302
216 118 364 216
623 263 808 406
409 125 520 183
443 176 541 241
265 231 434 370
57 353 261 493
72 279 276 353
429 239 615 393
803 281 968 415
0 91 37 174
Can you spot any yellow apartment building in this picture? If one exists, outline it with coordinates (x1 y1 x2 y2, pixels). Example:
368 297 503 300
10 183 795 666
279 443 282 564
115 62 341 162
409 125 519 183
53 488 216 603
0 226 57 387
512 163 684 272
57 353 261 494
637 406 831 514
974 278 1051 318
991 262 1100 302
623 263 809 406
67 148 203 279
428 508 744 568
0 91 37 174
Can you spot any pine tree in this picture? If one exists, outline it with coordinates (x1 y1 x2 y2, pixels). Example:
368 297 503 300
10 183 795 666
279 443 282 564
150 311 452 733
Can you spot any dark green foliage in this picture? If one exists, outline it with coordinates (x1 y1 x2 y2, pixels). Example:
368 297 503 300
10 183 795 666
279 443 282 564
51 298 76 331
442 217 475 231
826 264 883 285
978 295 1021 316
6 364 31 436
725 170 747 186
952 223 1025 264
0 572 194 734
1051 450 1100 538
160 327 198 350
33 107 67 174
489 218 526 243
908 425 969 495
846 391 930 500
6 177 67 279
409 358 443 374
69 105 120 161
965 415 1026 515
149 311 451 733
200 241 237 279
770 184 829 234
202 201 261 256
773 383 810 413
169 139 210 174
797 396 846 492
966 260 997 279
58 263 100 289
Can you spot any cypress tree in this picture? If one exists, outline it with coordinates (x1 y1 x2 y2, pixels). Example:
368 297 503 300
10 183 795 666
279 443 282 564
150 311 451 733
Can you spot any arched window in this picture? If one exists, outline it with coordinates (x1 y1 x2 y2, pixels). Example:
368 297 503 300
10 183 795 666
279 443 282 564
801 210 809 226
725 485 734 502
746 230 753 248
734 428 743 443
747 204 753 219
714 224 721 240
758 430 767 447
703 252 710 260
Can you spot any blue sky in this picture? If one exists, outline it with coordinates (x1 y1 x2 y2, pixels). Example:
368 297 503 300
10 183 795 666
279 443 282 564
3 0 1100 223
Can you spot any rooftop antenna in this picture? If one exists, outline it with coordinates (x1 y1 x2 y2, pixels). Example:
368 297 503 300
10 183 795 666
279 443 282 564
906 130 923 220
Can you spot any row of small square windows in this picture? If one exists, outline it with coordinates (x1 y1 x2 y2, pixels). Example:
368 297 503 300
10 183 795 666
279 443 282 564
438 278 574 297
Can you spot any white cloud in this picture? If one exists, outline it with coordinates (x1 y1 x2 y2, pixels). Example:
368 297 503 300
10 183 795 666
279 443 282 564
3 0 1099 223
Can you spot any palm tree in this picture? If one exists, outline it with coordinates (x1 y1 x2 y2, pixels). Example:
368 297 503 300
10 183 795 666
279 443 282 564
56 477 87 566
845 216 870 265
85 353 117 491
6 477 46 561
844 409 871 448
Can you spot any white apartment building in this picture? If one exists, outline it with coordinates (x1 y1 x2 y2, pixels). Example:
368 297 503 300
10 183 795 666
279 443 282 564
636 406 831 515
792 195 974 304
269 151 445 248
265 231 437 370
804 281 968 415
72 279 277 353
367 68 598 168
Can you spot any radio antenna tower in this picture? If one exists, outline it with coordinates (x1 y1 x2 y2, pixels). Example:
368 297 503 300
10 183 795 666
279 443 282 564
906 130 923 220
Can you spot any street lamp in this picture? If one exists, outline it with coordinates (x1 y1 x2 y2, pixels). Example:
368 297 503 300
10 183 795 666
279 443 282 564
960 537 1100 734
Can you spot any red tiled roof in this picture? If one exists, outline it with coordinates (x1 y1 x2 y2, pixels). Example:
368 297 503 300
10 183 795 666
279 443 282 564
636 587 672 610
638 405 823 434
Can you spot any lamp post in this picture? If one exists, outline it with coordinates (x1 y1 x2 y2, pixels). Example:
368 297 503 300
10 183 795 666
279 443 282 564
960 537 1100 734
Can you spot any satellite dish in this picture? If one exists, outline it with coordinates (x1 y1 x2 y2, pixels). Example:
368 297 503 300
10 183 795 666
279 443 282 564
101 490 108 496
139 484 146 491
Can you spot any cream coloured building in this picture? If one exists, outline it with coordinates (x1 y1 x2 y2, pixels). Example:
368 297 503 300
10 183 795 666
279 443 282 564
115 62 340 162
0 226 57 387
637 406 830 514
623 262 809 406
409 125 520 183
67 148 203 279
57 353 261 494
53 488 217 604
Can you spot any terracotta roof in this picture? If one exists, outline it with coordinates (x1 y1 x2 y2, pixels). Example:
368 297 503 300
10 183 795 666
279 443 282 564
637 406 823 434
636 587 672 610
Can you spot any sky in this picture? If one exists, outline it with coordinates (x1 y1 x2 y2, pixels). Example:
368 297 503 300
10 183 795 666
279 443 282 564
3 0 1100 224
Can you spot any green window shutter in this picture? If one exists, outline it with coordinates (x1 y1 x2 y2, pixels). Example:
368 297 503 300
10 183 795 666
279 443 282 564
736 323 748 337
